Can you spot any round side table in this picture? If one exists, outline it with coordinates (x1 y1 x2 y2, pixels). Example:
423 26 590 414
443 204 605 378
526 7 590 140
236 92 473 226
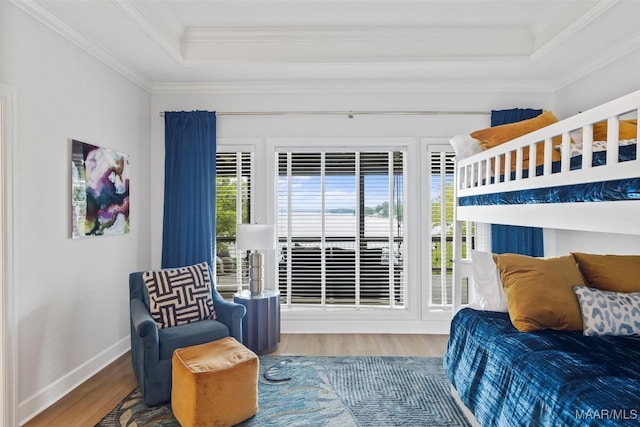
233 289 281 355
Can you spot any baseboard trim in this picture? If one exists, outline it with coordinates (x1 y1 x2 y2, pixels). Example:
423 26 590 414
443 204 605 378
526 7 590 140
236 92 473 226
450 385 481 427
282 319 451 334
18 336 130 425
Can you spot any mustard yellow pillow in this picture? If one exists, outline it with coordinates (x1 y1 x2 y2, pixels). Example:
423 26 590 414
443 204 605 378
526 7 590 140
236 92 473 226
572 252 640 293
495 253 586 332
470 111 562 173
592 119 637 141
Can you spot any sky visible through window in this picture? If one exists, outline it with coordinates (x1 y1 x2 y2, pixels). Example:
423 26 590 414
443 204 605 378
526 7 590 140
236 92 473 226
278 174 400 213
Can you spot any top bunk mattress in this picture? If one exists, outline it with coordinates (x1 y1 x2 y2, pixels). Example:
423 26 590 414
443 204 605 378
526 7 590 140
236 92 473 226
459 142 639 206
444 308 640 427
453 90 640 233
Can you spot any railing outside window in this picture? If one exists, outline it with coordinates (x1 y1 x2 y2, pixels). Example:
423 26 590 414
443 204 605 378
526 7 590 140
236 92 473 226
429 150 471 308
277 150 406 308
215 151 253 296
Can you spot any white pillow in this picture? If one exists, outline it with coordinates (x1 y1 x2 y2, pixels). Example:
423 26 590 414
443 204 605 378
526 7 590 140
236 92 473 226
467 250 508 312
449 134 483 161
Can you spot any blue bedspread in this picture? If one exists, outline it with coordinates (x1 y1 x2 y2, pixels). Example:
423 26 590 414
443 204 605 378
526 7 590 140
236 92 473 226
459 144 639 206
444 309 640 427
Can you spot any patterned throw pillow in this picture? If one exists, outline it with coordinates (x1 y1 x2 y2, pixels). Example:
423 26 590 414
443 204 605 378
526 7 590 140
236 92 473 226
574 286 640 336
143 262 216 329
555 139 636 158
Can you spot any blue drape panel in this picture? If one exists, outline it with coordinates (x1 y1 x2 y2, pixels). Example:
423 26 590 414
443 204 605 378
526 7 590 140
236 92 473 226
162 111 216 268
490 108 542 127
490 108 544 256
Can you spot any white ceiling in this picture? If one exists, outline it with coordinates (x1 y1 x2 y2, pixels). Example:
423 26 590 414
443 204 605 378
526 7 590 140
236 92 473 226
13 0 640 93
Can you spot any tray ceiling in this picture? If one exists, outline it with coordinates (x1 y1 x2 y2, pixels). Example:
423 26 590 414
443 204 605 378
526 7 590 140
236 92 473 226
12 0 640 93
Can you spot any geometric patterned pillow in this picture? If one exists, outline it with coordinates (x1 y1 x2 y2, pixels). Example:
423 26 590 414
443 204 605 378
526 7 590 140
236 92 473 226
142 262 216 329
574 286 640 336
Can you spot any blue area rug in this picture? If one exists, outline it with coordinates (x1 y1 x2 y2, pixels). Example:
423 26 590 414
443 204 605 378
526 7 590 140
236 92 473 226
96 356 471 426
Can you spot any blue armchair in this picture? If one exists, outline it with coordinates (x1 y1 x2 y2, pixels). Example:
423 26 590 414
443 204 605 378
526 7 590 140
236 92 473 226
129 271 246 406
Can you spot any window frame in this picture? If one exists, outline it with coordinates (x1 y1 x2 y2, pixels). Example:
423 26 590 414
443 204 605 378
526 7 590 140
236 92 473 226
421 140 471 317
212 137 471 326
266 137 424 323
215 140 259 295
275 150 406 308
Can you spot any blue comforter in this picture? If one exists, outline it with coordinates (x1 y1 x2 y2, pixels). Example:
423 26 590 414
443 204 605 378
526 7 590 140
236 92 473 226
444 309 640 427
459 143 639 206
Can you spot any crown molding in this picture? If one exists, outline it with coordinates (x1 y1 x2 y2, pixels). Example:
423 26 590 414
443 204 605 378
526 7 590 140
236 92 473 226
553 30 640 91
181 26 530 64
530 0 619 63
111 0 183 64
11 0 636 97
10 0 154 92
152 79 555 95
183 26 527 43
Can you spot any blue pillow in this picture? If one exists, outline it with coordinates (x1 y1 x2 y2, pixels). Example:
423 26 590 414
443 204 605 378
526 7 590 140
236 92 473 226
574 286 640 336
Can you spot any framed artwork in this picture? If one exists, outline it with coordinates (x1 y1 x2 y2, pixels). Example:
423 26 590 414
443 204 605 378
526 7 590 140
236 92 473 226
71 139 130 238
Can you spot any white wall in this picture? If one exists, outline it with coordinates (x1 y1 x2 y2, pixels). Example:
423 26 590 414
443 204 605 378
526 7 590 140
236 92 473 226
555 48 640 119
0 4 151 424
545 230 640 257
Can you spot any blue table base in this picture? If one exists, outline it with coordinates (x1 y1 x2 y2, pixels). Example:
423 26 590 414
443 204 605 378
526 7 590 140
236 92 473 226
234 290 281 355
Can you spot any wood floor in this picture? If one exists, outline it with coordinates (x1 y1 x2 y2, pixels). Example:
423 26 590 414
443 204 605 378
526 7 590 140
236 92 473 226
22 333 449 427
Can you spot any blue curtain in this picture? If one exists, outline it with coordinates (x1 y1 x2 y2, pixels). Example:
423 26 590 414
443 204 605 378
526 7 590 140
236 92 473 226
162 111 217 268
490 108 544 256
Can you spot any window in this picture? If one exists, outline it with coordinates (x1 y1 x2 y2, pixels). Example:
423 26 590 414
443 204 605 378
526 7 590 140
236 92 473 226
277 150 405 308
215 151 253 296
428 150 470 309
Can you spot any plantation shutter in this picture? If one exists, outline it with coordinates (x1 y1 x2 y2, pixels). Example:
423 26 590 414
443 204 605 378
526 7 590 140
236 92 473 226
215 151 253 295
429 151 456 308
277 150 405 308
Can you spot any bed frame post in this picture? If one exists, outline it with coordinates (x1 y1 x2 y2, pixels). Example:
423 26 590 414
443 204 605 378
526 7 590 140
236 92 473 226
453 181 464 313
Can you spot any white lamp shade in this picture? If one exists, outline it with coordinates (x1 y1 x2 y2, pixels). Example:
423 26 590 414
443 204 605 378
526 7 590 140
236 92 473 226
236 224 276 250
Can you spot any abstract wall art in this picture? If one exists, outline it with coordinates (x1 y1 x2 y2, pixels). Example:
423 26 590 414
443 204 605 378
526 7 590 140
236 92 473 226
71 139 130 238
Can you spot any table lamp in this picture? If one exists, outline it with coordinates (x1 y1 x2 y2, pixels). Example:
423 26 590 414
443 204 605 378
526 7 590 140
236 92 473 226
236 223 276 295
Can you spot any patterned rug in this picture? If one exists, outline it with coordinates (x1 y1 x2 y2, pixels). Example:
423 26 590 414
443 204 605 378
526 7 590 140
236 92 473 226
96 356 471 427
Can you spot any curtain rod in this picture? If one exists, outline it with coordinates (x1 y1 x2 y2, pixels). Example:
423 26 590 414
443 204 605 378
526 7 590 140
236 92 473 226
159 110 489 118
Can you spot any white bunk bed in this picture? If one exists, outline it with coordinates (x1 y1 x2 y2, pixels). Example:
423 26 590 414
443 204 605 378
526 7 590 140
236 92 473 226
446 89 640 427
455 89 640 235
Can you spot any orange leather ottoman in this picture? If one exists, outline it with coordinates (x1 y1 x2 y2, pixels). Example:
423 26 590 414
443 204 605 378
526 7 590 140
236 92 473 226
172 337 259 427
